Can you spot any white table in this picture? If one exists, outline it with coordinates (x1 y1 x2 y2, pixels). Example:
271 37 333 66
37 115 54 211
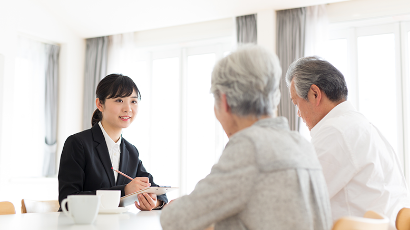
0 210 163 230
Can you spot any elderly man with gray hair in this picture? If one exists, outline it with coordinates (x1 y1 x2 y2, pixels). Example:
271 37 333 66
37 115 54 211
286 56 410 229
160 45 332 230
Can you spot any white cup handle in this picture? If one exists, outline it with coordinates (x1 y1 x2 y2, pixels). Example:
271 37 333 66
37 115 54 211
61 198 74 221
98 194 105 209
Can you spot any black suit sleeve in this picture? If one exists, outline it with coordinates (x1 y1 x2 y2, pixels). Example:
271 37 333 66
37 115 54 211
58 135 90 205
58 135 126 205
135 159 168 204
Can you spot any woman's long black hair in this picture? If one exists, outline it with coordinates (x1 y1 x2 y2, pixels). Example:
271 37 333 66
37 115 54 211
91 74 141 126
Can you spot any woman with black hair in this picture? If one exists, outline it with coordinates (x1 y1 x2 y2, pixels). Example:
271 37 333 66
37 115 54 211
58 74 167 211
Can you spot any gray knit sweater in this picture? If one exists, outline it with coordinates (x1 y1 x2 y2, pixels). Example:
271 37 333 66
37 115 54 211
160 117 332 230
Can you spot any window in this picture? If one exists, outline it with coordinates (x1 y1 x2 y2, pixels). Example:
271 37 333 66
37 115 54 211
402 21 410 179
124 61 151 166
109 40 232 199
13 37 47 177
357 33 398 154
2 36 60 213
186 50 218 194
327 20 410 180
150 56 181 192
326 39 349 89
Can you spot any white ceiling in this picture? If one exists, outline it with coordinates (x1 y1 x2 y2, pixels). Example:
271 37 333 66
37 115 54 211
34 0 347 38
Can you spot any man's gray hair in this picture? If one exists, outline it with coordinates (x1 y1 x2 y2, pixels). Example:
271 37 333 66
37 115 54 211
285 56 348 102
210 45 282 117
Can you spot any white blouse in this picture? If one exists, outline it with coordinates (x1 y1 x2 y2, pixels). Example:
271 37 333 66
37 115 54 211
310 101 410 230
98 122 121 182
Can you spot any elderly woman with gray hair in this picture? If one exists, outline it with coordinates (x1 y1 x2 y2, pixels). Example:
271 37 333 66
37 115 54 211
160 45 332 230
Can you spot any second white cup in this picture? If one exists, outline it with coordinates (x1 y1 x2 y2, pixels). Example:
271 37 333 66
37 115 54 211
96 190 121 209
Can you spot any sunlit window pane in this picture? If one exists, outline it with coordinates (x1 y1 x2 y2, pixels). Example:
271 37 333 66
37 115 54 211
150 57 180 197
357 33 397 153
122 61 151 169
186 53 217 194
408 31 410 68
326 39 349 90
13 58 45 177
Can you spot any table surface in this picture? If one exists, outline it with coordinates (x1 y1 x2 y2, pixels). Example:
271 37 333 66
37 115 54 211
0 209 163 230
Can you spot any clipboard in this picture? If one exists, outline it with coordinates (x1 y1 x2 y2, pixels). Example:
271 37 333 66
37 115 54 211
119 187 178 207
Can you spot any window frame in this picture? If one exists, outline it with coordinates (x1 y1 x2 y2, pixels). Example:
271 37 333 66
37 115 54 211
120 38 233 198
400 21 410 180
329 18 410 180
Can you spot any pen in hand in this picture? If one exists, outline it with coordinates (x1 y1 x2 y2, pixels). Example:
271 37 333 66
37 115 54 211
111 167 134 180
112 167 151 195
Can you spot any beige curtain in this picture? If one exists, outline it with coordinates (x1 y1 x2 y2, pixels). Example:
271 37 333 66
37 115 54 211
82 37 108 130
236 14 257 44
276 8 306 131
43 44 60 176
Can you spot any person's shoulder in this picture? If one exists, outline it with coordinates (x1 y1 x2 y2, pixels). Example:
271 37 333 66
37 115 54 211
121 137 139 153
228 128 253 143
231 122 271 142
121 137 132 147
73 128 93 139
226 127 259 157
231 122 321 171
219 132 255 166
320 110 371 139
234 121 306 149
64 128 93 145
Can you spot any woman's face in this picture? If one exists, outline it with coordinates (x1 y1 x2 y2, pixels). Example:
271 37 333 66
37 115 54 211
98 90 139 131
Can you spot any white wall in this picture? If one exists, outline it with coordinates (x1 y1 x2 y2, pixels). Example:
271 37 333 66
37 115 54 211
132 18 234 48
327 0 410 23
257 10 277 54
0 0 84 212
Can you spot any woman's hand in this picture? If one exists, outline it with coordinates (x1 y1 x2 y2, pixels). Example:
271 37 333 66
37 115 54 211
124 177 150 195
135 193 159 211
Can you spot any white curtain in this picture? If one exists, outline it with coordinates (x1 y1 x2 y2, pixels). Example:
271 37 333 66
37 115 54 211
106 33 153 171
276 8 306 132
83 37 108 130
276 5 328 138
43 44 60 177
305 5 329 57
107 33 137 75
236 14 258 44
14 36 47 177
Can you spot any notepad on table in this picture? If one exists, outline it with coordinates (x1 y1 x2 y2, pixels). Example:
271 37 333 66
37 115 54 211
119 187 178 207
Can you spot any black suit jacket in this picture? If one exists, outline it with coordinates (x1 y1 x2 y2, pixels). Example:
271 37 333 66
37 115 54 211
58 124 167 208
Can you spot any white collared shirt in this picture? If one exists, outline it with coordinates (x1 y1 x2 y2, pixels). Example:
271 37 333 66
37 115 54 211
98 122 121 182
310 101 410 229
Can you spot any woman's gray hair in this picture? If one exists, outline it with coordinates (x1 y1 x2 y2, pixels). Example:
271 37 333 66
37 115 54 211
210 45 282 117
285 56 348 102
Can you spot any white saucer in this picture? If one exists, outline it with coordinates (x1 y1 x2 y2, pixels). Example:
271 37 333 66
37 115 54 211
98 206 130 214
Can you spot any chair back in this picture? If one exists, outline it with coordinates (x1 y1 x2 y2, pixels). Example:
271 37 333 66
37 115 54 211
21 199 59 213
0 201 15 215
396 208 410 230
332 210 389 230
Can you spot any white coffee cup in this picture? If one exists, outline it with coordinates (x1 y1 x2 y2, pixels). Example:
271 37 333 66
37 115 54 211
61 195 100 224
96 190 121 209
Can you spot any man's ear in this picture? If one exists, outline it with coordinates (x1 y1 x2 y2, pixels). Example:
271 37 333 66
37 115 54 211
220 94 231 113
309 84 322 106
96 98 104 112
